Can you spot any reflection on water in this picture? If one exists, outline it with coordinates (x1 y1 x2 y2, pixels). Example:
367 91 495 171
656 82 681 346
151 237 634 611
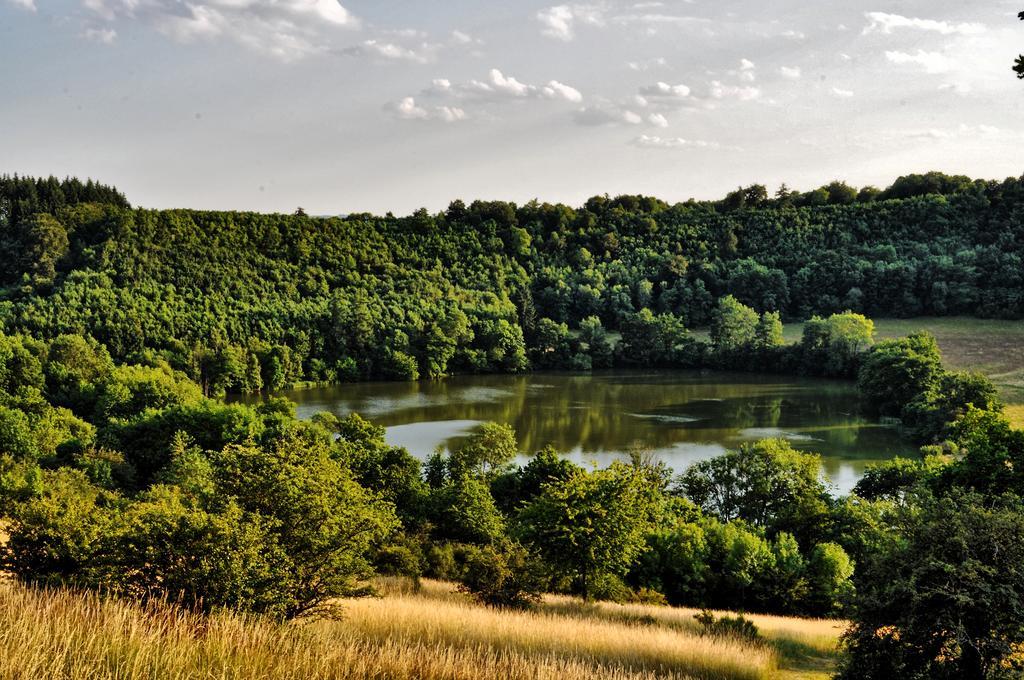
244 370 918 494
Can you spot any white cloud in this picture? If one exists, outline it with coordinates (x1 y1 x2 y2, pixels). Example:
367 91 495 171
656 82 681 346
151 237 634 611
537 5 576 40
81 0 358 60
538 4 708 40
388 97 466 123
465 69 584 102
450 30 478 45
543 80 584 103
82 26 117 44
631 134 719 149
885 49 952 74
7 0 35 10
779 66 801 80
709 81 761 101
638 81 691 100
343 40 433 63
938 82 972 95
627 56 667 72
573 104 643 126
895 123 1001 140
863 12 985 37
647 113 668 127
739 58 755 70
830 87 854 98
536 4 605 41
476 69 531 96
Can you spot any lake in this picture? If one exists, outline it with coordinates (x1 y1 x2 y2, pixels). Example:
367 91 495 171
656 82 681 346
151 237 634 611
254 370 917 494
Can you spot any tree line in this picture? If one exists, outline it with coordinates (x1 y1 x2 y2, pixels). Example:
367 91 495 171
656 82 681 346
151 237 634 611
1 171 1023 397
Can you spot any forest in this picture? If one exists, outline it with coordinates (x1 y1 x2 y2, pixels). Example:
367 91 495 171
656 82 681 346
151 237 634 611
0 173 1023 678
1 171 1023 393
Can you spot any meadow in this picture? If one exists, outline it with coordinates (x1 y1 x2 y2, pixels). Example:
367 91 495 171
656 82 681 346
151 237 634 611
692 316 1024 426
0 578 843 680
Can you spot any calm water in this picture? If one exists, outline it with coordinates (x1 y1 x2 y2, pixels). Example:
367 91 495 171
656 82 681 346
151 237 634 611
251 370 917 494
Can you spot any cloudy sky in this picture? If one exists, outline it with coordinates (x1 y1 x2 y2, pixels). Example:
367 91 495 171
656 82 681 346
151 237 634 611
2 0 1023 214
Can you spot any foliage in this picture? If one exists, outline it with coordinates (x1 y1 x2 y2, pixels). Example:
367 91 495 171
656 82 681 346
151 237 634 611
675 439 831 547
4 172 1024 392
457 540 545 609
516 462 660 600
694 610 761 642
838 492 1024 680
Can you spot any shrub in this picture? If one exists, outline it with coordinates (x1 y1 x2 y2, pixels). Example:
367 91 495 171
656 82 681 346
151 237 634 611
694 610 761 642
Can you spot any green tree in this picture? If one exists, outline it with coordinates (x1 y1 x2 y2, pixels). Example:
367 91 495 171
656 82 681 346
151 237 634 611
515 461 659 600
753 311 784 350
857 332 943 417
676 439 831 547
709 295 758 352
839 493 1024 680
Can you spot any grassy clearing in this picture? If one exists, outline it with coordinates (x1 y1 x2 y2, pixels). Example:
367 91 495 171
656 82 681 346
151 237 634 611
376 578 843 679
0 578 843 680
695 316 1024 413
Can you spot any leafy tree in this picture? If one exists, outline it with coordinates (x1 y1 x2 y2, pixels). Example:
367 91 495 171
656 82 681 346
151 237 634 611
753 311 784 350
709 295 758 352
429 476 506 544
209 434 398 617
457 540 544 609
491 446 581 514
516 461 659 600
675 439 831 547
799 312 874 377
857 333 943 418
447 422 519 482
839 493 1024 680
577 315 613 368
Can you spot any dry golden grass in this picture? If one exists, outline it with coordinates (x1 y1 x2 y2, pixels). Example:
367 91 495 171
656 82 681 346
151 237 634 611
338 582 776 680
0 579 804 680
375 579 843 679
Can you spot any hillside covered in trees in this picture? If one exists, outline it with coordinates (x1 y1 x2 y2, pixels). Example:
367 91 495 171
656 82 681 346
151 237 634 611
1 171 1023 396
2 172 1024 678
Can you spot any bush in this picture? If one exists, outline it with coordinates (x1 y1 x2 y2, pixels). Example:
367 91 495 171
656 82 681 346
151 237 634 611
457 541 543 609
694 610 761 642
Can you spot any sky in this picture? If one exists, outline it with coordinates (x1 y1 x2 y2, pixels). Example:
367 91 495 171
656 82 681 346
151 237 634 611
1 0 1023 215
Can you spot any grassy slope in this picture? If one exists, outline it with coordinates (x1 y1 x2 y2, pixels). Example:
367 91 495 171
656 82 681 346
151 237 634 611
695 316 1024 427
796 317 1024 427
0 578 842 680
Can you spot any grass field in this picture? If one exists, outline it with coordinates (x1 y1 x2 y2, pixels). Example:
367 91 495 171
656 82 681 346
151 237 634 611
694 316 1024 427
0 578 844 680
817 317 1024 426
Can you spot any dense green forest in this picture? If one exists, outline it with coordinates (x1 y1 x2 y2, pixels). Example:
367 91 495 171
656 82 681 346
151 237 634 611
1 171 1023 397
1 173 1024 677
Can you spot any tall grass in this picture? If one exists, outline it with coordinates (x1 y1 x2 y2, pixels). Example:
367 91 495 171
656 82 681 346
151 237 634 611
0 578 843 680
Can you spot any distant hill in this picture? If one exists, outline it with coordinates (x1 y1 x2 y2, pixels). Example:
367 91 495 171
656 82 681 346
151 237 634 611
1 171 1022 389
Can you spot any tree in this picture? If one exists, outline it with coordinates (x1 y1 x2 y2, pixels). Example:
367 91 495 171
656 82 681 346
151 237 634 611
4 213 69 282
209 434 398 617
709 295 758 352
577 316 613 368
800 312 875 377
675 439 831 547
753 311 784 350
515 462 659 600
447 422 519 482
839 493 1024 680
857 332 943 417
1015 11 1024 79
457 540 544 609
